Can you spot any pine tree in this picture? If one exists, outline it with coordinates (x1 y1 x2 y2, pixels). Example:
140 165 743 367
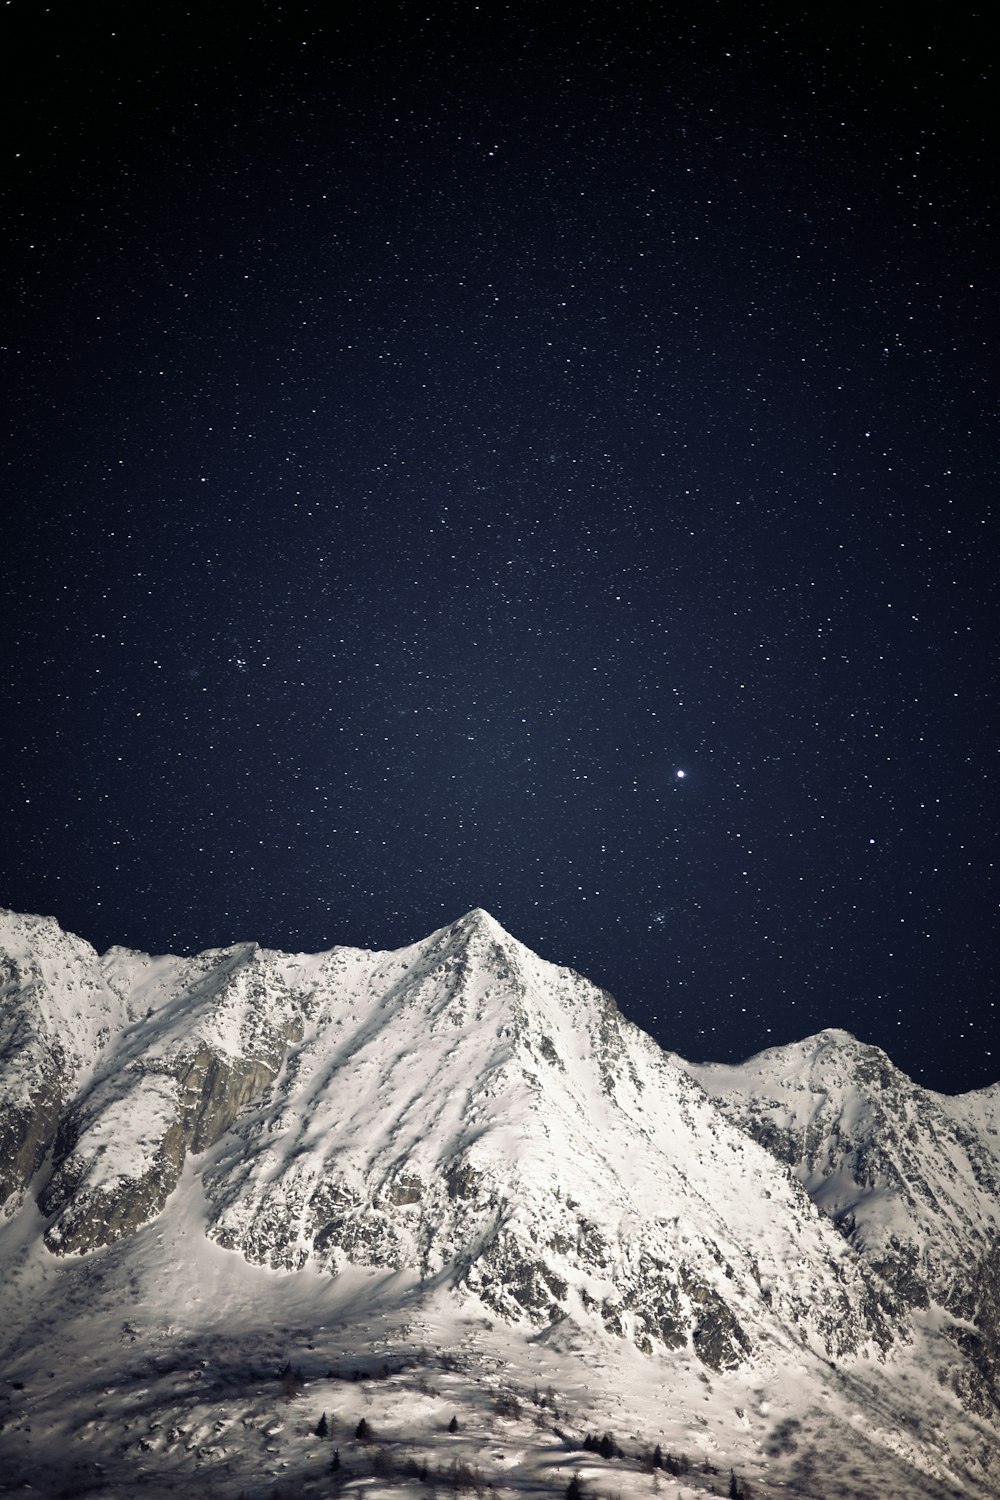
448 1414 459 1433
315 1412 329 1438
597 1432 615 1461
330 1448 340 1471
566 1476 584 1500
653 1443 663 1469
355 1417 371 1441
729 1468 740 1500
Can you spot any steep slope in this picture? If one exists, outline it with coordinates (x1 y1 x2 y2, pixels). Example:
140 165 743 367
38 941 305 1253
689 1030 1000 1412
0 909 136 1209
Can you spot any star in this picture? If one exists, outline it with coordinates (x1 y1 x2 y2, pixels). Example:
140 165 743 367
0 3 992 1098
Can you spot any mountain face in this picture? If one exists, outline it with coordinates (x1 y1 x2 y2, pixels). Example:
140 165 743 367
0 910 304 1254
1 907 898 1370
689 1032 1000 1415
0 911 134 1210
1 906 999 1499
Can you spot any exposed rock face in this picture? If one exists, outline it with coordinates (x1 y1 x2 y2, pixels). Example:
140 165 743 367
37 945 304 1254
0 1082 66 1207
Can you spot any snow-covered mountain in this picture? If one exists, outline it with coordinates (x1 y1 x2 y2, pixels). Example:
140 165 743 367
689 1031 1000 1417
1 906 998 1499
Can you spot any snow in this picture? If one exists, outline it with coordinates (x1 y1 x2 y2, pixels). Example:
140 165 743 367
65 1071 181 1191
687 1027 1000 1289
0 906 137 1109
1 907 999 1497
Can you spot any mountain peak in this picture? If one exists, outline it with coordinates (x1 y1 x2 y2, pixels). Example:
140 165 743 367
451 905 504 935
812 1025 860 1044
420 906 526 973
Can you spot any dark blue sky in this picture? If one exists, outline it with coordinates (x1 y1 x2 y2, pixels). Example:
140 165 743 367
3 3 996 1091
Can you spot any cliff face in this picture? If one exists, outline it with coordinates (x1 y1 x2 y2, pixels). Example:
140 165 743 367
36 942 305 1255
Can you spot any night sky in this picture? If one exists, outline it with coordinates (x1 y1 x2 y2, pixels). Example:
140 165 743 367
3 4 996 1093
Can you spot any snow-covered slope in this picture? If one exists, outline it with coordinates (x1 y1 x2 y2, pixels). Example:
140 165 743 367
201 909 900 1372
2 909 900 1368
0 909 138 1209
39 939 305 1255
1 907 999 1499
689 1030 1000 1414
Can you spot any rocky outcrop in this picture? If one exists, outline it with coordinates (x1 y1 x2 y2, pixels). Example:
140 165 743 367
0 1081 67 1207
943 1235 1000 1415
34 944 305 1254
38 1043 297 1255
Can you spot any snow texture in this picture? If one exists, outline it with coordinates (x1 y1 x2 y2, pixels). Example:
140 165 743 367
1 905 998 1498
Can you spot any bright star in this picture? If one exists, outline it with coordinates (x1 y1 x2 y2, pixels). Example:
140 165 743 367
676 769 686 779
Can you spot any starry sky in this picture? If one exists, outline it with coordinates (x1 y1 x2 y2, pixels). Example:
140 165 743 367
3 3 996 1093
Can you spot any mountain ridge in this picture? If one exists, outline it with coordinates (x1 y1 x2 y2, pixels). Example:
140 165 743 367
1 904 999 1497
